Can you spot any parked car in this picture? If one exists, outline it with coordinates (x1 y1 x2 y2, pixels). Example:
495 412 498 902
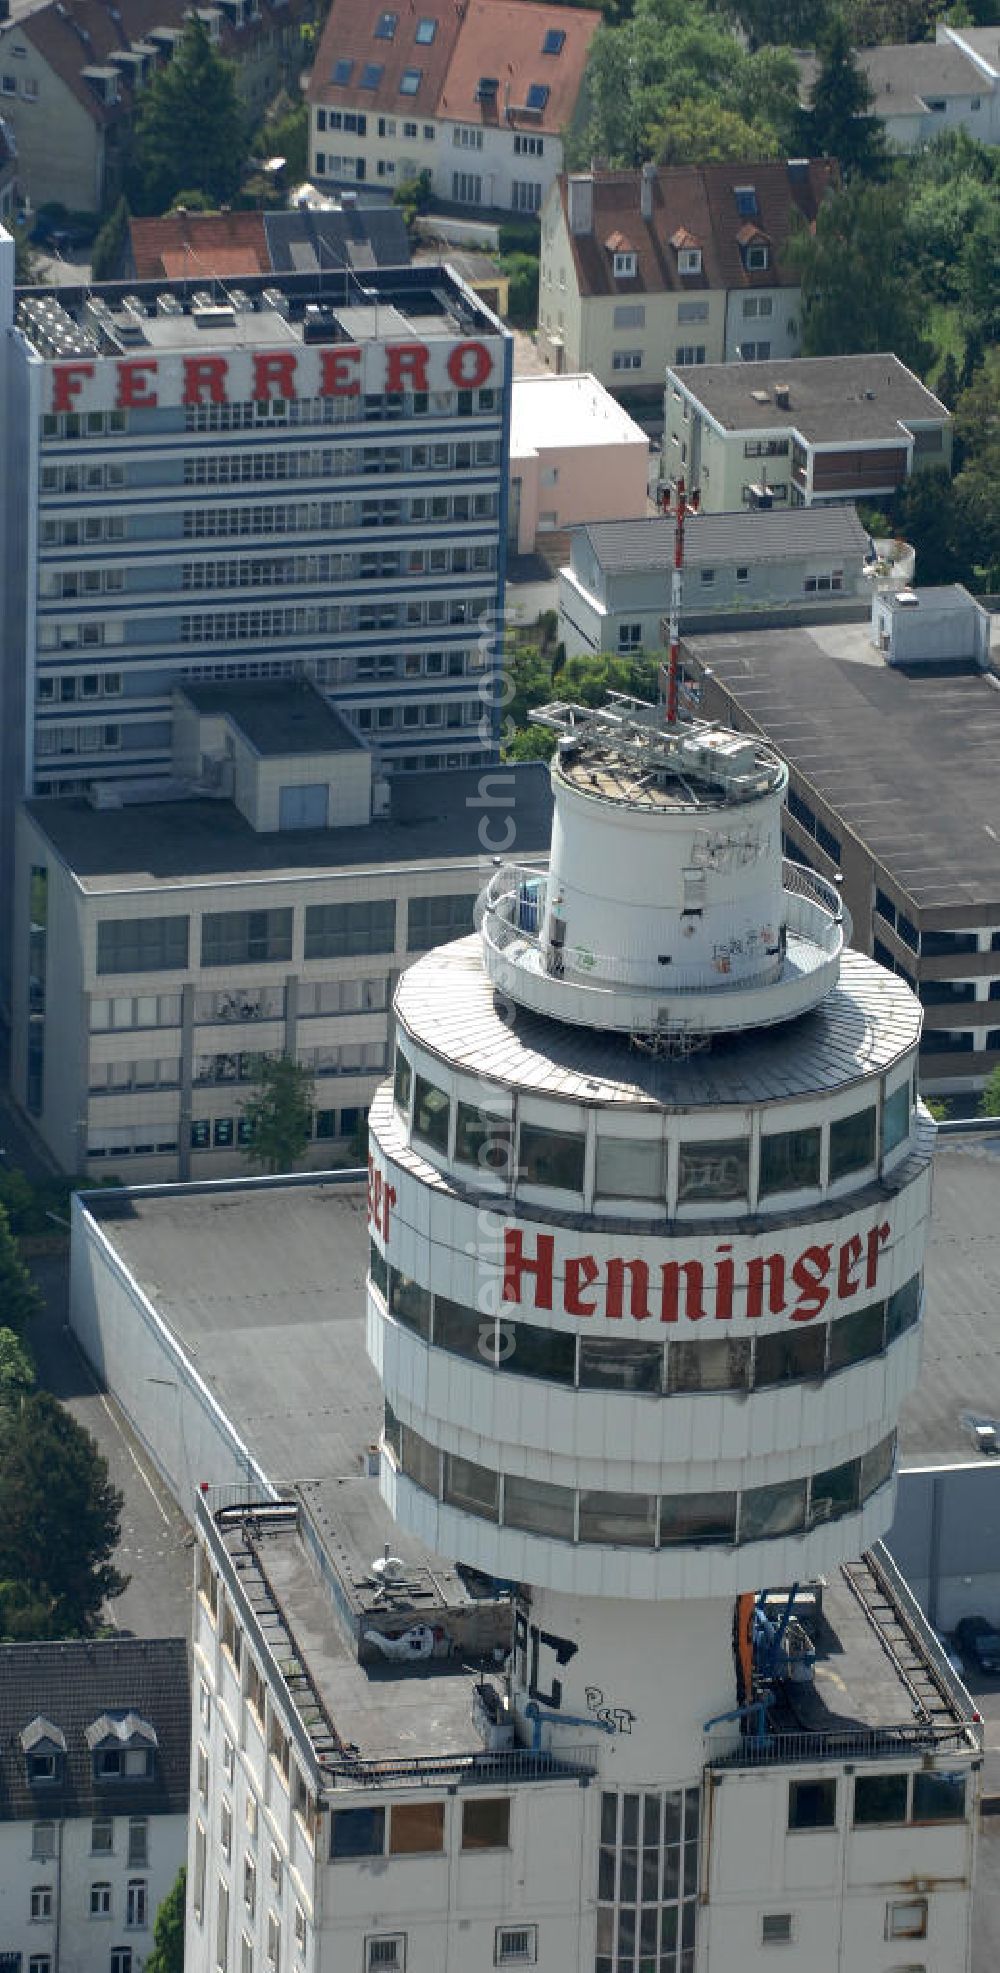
954 1616 1000 1674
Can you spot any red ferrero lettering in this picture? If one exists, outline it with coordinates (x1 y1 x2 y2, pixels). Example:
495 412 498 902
51 362 95 412
502 1227 554 1310
385 342 430 393
253 351 298 402
446 340 492 388
837 1233 863 1300
866 1219 890 1287
789 1244 832 1320
606 1258 651 1322
182 356 229 407
565 1254 600 1317
116 359 159 409
318 346 362 396
746 1253 786 1321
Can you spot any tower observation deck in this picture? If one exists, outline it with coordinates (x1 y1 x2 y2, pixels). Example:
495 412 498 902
366 692 937 1834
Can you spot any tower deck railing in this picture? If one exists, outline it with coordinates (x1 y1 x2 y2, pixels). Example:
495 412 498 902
476 858 847 999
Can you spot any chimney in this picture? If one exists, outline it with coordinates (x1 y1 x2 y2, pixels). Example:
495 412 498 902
640 160 655 222
774 383 791 409
567 172 594 236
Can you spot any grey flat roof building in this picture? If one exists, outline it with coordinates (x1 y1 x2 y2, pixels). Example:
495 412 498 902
669 354 949 441
683 620 1000 912
578 507 871 573
178 679 365 759
26 762 552 890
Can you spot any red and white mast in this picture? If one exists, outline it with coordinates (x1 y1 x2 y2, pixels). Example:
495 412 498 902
661 474 700 725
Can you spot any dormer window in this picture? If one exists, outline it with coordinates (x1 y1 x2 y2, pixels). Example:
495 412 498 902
613 251 637 278
21 1718 66 1786
737 222 770 272
87 1712 158 1783
670 227 702 275
606 234 638 280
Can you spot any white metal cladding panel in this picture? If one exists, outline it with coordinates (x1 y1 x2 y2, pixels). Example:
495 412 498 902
370 1144 933 1333
374 1293 922 1479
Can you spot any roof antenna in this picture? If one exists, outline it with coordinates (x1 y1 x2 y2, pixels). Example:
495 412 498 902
658 473 699 725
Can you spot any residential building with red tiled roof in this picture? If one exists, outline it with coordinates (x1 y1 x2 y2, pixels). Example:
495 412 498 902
539 157 838 400
306 0 599 215
0 0 315 215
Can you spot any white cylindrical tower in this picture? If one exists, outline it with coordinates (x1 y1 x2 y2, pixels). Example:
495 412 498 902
365 697 935 1936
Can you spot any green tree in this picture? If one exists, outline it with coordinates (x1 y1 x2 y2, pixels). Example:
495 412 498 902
146 1867 186 1973
129 18 245 216
91 196 131 281
892 466 966 586
980 1067 1000 1117
0 1202 41 1338
727 0 830 49
575 0 798 166
0 1390 127 1637
240 1056 315 1174
785 181 928 368
0 1329 35 1436
648 98 781 163
935 351 959 411
802 13 883 176
499 252 539 327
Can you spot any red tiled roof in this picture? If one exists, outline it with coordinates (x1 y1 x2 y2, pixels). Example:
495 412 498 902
437 0 599 134
306 0 462 114
130 210 269 279
307 0 599 133
559 158 839 300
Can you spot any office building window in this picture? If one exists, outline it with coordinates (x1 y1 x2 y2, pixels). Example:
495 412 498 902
201 910 292 968
304 899 394 959
97 916 189 975
406 893 477 951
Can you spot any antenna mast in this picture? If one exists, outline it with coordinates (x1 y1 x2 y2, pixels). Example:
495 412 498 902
661 474 700 725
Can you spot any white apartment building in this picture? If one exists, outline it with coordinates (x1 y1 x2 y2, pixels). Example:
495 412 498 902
0 1637 189 1973
11 690 551 1178
305 0 599 215
0 233 510 808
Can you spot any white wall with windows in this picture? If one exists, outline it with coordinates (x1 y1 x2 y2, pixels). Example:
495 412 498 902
310 100 565 215
0 1807 185 1973
12 800 545 1183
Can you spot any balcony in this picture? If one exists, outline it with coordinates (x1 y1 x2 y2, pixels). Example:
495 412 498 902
476 858 848 1038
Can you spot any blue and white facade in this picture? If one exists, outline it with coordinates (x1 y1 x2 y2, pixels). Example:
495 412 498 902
0 231 511 804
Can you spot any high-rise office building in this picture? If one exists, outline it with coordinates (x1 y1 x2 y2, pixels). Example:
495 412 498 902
0 232 509 810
